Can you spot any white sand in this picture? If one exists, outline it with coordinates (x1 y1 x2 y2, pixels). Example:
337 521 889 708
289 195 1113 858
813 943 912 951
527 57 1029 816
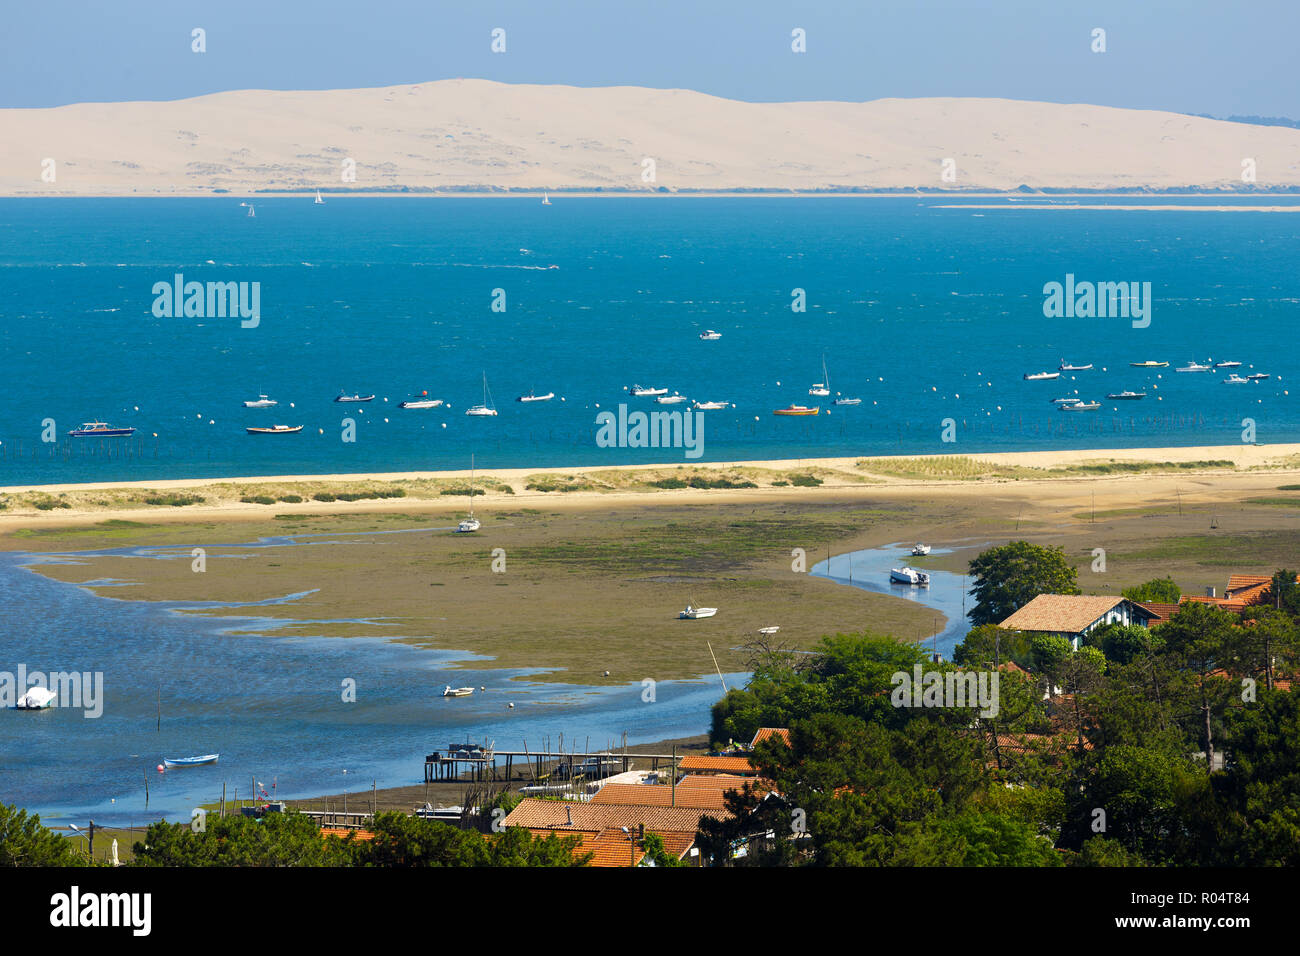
4 79 1300 195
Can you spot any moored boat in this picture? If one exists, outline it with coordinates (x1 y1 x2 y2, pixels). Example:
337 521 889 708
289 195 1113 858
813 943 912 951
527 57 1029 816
1024 371 1061 381
1058 362 1093 371
163 754 219 768
833 396 862 406
1060 401 1101 410
1106 390 1146 400
246 424 303 434
335 392 375 403
773 405 819 416
692 400 730 410
890 567 931 586
1176 362 1212 373
1223 374 1249 385
1130 361 1169 368
16 687 57 710
1214 360 1242 369
243 395 277 408
630 384 668 397
400 390 444 409
465 372 499 416
911 543 931 556
1247 372 1270 381
698 330 722 341
516 390 554 403
442 686 474 698
69 422 135 438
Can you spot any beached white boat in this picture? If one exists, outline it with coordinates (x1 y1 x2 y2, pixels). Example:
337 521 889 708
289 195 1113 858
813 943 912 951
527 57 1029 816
699 330 722 341
757 626 780 635
911 543 931 556
1223 374 1249 385
457 456 482 533
890 567 931 586
516 390 554 403
1024 371 1061 381
16 687 57 710
1058 362 1093 371
442 686 474 698
630 385 668 397
678 603 717 619
1176 362 1212 373
243 395 277 408
692 400 730 410
465 373 498 416
163 754 219 768
655 393 690 404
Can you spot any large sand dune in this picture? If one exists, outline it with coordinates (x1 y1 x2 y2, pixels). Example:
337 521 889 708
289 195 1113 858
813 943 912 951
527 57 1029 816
3 78 1299 196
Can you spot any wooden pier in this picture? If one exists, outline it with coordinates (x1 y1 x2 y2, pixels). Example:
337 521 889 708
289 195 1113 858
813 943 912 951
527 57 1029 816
424 743 684 784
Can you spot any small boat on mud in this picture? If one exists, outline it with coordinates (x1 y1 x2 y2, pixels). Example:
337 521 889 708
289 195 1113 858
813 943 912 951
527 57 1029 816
911 543 931 556
679 603 718 619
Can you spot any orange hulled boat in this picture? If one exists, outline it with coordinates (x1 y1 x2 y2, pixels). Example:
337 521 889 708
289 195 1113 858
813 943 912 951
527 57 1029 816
773 404 820 416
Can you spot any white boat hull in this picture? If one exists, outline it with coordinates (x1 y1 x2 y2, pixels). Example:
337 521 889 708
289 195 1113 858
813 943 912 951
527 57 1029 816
679 607 717 619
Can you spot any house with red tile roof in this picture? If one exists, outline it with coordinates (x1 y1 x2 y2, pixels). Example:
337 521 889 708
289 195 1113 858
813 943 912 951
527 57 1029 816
750 727 792 749
677 754 758 775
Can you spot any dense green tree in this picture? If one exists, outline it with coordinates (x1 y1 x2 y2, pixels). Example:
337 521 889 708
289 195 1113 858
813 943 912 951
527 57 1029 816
1093 622 1165 665
968 541 1080 627
1156 602 1245 774
1261 568 1300 617
0 804 84 867
1073 836 1147 866
1122 576 1180 605
132 812 346 866
1214 689 1300 865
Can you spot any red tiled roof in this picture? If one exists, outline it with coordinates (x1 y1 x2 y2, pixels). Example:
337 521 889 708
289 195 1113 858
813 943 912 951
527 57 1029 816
750 727 792 749
677 754 757 774
1179 596 1249 613
998 660 1033 677
503 798 721 833
320 827 375 841
1138 602 1182 622
589 782 729 810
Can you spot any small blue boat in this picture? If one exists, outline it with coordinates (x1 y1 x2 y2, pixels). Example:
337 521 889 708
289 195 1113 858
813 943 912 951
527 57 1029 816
163 754 219 768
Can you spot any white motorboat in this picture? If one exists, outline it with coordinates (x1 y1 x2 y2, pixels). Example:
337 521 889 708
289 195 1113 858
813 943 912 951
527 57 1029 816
1176 362 1212 373
911 543 931 556
656 393 690 404
1223 374 1249 385
1024 371 1061 381
890 567 931 586
246 424 304 434
692 400 730 410
699 330 722 341
678 603 718 619
1052 397 1084 405
1106 390 1146 400
16 687 57 710
1247 372 1270 381
400 391 444 409
465 372 499 416
516 390 554 403
243 395 277 408
631 385 668 397
1214 360 1242 369
757 626 781 635
1059 362 1093 371
442 686 474 698
833 396 862 406
1061 401 1101 410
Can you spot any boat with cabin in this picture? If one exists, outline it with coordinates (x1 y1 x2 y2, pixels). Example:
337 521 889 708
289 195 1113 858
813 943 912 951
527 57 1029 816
1247 372 1270 381
1131 361 1169 368
246 424 303 434
1214 360 1242 369
516 390 554 403
679 602 718 619
773 404 819 416
465 373 499 416
335 392 375 403
1106 390 1146 400
699 330 722 341
1024 371 1060 381
243 395 277 408
890 567 931 586
693 400 729 410
16 687 57 710
69 422 135 438
1176 361 1213 373
911 543 931 556
400 391 444 409
1060 401 1101 410
1223 374 1249 385
630 385 668 397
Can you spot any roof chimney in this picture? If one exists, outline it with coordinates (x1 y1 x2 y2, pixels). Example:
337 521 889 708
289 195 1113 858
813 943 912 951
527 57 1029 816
565 805 573 826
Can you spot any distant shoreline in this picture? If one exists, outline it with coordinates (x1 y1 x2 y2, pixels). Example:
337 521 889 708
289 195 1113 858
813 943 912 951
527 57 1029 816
7 190 1300 200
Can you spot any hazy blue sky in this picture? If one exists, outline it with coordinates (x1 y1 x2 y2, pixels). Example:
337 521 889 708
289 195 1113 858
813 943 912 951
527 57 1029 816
2 0 1295 116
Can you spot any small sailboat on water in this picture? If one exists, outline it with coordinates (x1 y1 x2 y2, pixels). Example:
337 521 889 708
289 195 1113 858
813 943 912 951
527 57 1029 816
465 373 498 416
542 193 552 206
809 355 831 397
314 190 325 205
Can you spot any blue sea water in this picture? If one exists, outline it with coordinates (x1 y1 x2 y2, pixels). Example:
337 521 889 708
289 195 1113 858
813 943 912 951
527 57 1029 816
1 196 1298 485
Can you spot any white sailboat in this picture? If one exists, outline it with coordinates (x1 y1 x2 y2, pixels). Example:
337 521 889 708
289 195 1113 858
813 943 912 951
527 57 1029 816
465 373 498 416
542 192 552 206
239 202 255 218
314 190 325 205
809 355 831 397
457 455 481 533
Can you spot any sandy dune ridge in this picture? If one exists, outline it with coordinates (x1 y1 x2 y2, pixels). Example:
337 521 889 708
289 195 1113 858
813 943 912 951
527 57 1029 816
4 79 1300 195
